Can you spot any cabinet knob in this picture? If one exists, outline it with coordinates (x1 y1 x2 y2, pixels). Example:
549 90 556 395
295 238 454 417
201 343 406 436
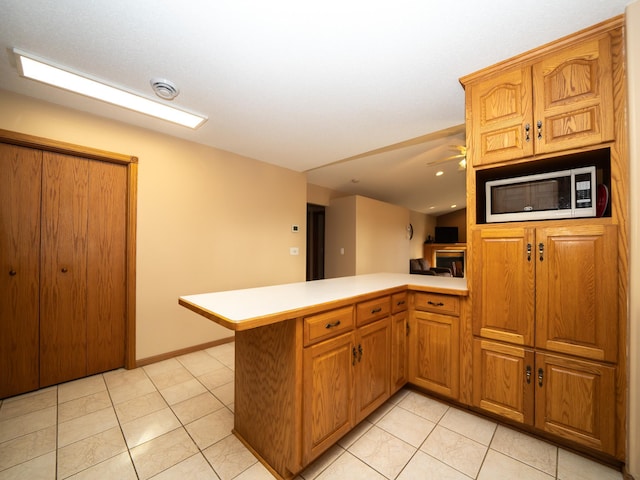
525 365 532 384
538 243 544 262
527 243 532 262
9 269 17 276
524 123 531 142
61 267 68 273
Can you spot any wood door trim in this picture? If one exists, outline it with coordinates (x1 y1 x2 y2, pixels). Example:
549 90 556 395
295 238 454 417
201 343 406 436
0 129 137 370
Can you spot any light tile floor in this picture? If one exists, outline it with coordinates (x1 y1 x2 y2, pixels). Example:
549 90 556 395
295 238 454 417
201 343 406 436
0 342 624 480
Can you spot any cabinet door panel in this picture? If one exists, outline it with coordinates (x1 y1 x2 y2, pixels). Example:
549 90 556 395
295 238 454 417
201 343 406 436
86 161 127 374
303 332 355 463
0 145 42 398
391 311 408 393
468 66 534 166
40 152 89 387
533 35 614 154
473 339 534 425
410 311 459 399
355 318 390 421
535 353 615 455
473 227 535 346
535 225 617 361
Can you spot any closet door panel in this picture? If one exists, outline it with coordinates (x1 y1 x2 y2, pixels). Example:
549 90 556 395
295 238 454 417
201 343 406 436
0 144 42 398
87 161 127 374
40 152 89 387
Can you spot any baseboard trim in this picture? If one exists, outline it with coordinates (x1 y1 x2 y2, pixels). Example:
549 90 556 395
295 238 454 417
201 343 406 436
135 335 235 368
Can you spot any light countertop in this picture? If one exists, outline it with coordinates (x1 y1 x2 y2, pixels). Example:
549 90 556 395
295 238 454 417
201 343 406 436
179 273 467 331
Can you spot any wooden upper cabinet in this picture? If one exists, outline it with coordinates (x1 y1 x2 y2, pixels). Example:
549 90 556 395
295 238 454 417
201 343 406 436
472 227 535 346
465 29 615 167
468 66 534 166
532 35 614 154
535 224 618 362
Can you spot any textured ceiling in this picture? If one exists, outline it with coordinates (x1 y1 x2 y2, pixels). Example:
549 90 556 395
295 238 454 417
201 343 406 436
0 0 631 213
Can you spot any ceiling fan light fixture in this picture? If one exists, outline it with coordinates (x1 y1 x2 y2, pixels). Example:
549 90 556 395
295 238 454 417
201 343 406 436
13 49 207 129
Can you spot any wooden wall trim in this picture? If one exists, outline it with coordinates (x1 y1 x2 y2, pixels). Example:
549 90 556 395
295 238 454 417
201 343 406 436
136 336 235 367
0 129 138 165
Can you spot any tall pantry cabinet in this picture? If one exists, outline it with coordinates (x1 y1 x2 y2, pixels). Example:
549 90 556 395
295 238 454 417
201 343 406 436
0 131 137 399
460 16 628 461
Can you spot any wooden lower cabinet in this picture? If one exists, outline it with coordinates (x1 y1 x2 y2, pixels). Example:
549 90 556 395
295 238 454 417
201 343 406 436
473 339 534 424
303 332 355 464
409 292 460 400
302 316 390 465
410 310 460 399
355 318 390 421
391 310 408 393
536 352 615 454
473 339 616 455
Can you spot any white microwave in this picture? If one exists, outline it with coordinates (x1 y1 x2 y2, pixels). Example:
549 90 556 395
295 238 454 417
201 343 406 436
486 166 597 223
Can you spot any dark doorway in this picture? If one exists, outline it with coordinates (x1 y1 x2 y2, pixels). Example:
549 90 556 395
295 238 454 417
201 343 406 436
306 204 325 281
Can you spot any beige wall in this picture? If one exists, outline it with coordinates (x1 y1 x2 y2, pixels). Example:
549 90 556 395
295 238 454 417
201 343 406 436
626 2 639 477
325 195 410 277
0 89 307 361
324 196 357 278
409 210 435 258
355 196 410 275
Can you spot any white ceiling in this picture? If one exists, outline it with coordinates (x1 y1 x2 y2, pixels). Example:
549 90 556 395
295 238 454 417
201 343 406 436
0 0 630 214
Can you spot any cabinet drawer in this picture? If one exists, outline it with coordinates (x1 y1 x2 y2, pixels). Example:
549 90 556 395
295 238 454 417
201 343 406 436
391 292 408 313
303 306 354 346
414 292 459 316
356 296 390 326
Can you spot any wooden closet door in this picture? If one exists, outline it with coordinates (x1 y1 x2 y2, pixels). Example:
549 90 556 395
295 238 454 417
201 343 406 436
0 144 42 398
86 161 127 374
40 152 89 387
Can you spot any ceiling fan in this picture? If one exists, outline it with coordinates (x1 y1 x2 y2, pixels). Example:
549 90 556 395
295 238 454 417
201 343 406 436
425 144 467 171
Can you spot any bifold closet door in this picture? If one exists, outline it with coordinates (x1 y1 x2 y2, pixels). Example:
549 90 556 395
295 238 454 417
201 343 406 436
40 152 89 387
0 144 42 398
86 160 126 375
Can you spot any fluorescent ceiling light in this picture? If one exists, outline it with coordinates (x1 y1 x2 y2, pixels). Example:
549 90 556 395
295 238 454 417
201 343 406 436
13 49 207 129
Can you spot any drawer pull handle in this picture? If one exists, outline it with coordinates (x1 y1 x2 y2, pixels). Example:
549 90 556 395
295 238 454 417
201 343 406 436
526 365 532 384
357 344 363 362
427 301 444 307
538 368 544 387
352 346 358 366
325 320 341 329
371 307 382 314
396 300 406 306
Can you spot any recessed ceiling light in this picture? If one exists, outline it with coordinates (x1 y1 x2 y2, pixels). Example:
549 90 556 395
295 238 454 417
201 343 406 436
436 171 444 177
13 49 207 129
451 204 457 209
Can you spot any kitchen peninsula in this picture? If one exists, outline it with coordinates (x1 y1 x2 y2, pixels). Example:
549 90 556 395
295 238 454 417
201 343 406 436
179 273 468 479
